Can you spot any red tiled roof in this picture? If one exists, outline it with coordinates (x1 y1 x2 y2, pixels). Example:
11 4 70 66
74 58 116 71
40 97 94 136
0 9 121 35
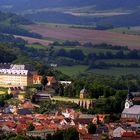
134 97 140 101
122 132 135 137
35 125 45 130
97 114 109 121
80 134 100 140
47 76 56 83
23 101 34 109
16 124 28 133
74 118 92 125
33 75 42 80
127 122 136 125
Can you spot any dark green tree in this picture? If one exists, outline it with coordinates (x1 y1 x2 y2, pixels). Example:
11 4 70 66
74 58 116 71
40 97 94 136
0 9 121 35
27 123 35 131
53 130 64 140
47 134 53 140
56 83 64 96
88 123 97 134
64 128 79 140
104 116 111 123
41 75 48 90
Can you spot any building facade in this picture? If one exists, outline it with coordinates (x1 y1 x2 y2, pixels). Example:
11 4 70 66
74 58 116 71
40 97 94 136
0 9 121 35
0 64 33 87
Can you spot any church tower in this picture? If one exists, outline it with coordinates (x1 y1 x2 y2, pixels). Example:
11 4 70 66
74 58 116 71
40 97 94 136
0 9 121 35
125 92 133 109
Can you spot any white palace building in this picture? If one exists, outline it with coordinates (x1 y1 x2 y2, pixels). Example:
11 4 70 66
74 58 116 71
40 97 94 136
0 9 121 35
0 64 33 87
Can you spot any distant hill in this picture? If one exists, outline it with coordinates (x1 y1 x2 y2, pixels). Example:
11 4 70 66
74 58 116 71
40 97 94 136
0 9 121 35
25 10 140 27
1 0 140 27
0 0 140 11
0 11 31 25
96 10 140 27
0 11 42 38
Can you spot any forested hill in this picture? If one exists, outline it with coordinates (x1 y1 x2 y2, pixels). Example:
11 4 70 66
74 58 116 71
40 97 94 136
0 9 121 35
0 11 41 38
0 33 43 65
0 11 43 66
0 11 31 25
0 33 26 63
0 0 140 11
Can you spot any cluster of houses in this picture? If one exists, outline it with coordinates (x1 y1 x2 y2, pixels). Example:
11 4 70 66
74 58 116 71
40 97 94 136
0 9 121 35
2 64 140 139
1 90 140 140
1 106 140 140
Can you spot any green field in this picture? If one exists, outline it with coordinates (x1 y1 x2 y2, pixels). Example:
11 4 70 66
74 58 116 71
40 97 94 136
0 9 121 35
53 45 123 55
96 59 140 65
27 43 46 49
57 65 140 76
57 65 88 76
37 22 96 29
89 67 140 76
109 27 140 35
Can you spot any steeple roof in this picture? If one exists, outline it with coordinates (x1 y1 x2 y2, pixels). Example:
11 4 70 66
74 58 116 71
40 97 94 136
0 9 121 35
80 88 87 94
126 90 134 100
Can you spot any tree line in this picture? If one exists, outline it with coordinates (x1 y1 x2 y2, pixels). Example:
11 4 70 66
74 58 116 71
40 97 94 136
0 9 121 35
51 41 128 51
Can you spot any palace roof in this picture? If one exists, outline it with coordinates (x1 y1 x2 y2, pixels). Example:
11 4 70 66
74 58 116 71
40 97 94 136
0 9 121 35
0 69 28 75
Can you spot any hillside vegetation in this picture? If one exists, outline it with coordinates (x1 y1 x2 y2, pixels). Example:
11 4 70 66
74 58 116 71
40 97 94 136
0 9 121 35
0 33 44 65
0 11 41 38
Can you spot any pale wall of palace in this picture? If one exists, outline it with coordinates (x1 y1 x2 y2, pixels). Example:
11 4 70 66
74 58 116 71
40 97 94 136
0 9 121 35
0 74 33 87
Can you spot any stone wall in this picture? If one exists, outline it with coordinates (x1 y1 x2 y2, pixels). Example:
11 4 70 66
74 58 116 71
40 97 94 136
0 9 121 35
52 97 95 109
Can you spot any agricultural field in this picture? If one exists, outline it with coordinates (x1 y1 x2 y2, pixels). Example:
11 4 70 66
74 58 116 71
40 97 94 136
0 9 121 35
14 35 52 46
96 59 140 65
57 65 88 76
57 65 140 77
109 27 140 36
53 45 121 55
89 67 140 76
16 23 140 77
27 43 46 49
25 24 140 49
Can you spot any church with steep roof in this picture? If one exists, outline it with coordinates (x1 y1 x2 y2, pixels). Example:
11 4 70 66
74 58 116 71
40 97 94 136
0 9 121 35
80 88 88 99
121 92 140 121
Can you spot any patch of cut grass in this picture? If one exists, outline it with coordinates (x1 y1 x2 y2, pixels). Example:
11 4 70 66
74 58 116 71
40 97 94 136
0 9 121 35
57 65 88 76
96 59 140 65
89 67 140 76
27 43 46 49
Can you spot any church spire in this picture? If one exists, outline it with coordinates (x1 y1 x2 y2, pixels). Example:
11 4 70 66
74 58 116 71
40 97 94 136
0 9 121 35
125 90 133 109
126 86 133 100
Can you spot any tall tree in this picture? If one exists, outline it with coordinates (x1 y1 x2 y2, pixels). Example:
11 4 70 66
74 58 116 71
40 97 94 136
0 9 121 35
27 123 35 131
88 123 96 134
64 128 79 140
41 75 48 90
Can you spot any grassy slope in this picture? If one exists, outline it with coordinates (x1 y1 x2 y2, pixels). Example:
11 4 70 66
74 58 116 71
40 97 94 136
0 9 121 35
53 45 120 55
57 65 88 76
27 43 46 49
109 27 140 35
89 67 140 76
96 59 140 65
57 66 140 77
